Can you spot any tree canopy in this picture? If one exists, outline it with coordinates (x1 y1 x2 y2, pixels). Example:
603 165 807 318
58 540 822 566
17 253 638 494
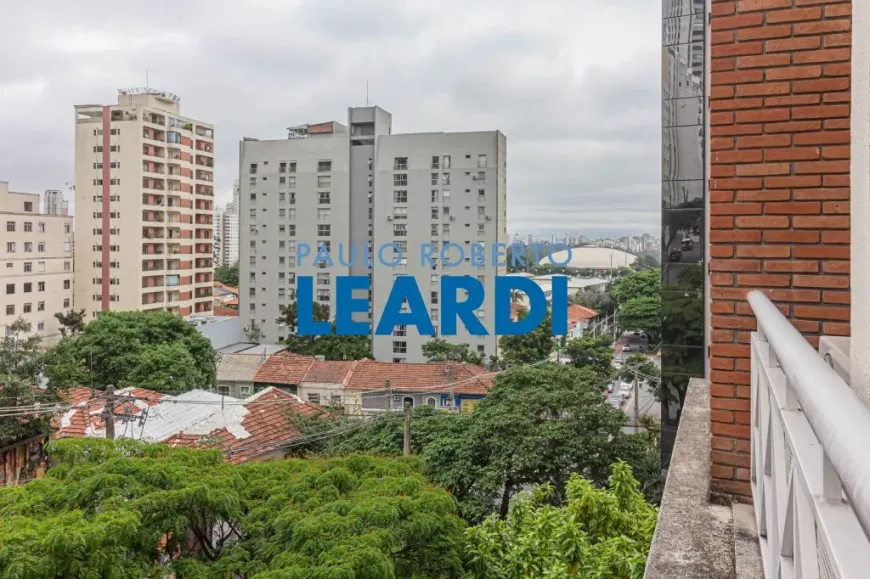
42 311 216 392
617 296 662 343
563 336 614 382
465 462 657 578
53 309 86 338
498 309 554 365
421 338 483 365
610 268 661 306
0 439 467 578
214 263 239 287
276 301 372 361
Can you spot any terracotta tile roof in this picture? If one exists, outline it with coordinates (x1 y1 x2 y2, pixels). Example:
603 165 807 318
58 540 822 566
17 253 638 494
253 351 315 385
345 359 494 396
53 386 321 464
568 304 599 322
302 360 358 384
213 282 239 295
213 305 240 317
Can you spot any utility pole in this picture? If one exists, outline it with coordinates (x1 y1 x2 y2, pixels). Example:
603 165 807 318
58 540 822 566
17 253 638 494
448 366 454 412
403 399 412 456
633 371 640 433
103 385 115 441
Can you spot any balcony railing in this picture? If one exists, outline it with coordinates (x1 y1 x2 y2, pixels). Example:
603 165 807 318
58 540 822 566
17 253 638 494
748 291 870 578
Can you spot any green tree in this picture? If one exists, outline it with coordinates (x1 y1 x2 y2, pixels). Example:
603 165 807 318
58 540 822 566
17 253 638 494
214 263 239 287
499 309 554 365
53 309 86 338
631 252 661 272
41 338 88 390
0 318 43 384
611 268 661 305
618 354 661 385
43 311 216 392
563 336 614 381
0 439 466 577
276 301 371 360
465 462 657 578
571 290 616 316
618 296 662 342
422 338 483 365
125 342 201 393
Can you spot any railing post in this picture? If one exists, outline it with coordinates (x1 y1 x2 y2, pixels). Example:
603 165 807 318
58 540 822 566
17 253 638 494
822 452 843 502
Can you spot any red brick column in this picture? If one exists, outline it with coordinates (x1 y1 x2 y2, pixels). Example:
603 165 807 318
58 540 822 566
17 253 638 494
708 0 852 499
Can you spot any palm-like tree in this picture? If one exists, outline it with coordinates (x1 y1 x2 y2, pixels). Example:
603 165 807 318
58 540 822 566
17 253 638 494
510 290 523 304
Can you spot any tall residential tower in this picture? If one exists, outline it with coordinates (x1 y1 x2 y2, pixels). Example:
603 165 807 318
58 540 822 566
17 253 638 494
238 106 507 362
73 88 215 320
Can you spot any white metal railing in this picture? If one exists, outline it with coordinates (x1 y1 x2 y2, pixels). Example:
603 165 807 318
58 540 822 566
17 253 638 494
749 291 870 578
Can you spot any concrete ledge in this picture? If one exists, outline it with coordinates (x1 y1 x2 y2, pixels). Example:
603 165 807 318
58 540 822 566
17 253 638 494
644 378 738 579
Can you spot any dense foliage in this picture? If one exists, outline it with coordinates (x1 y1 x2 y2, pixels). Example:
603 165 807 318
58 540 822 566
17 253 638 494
277 301 371 360
563 336 614 381
610 268 660 306
421 338 484 365
214 263 239 287
0 439 467 578
466 462 657 578
41 311 216 393
309 364 650 523
617 295 662 343
499 310 554 365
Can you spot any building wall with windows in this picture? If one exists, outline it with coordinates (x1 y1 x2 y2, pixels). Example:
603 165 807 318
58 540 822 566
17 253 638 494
0 182 73 344
73 89 215 321
238 130 351 343
372 131 507 363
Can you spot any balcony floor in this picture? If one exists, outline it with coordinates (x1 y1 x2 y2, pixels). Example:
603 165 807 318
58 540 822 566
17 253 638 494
645 379 763 579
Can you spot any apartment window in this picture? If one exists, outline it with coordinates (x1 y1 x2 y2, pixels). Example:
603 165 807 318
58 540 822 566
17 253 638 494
318 161 332 172
38 281 45 291
289 209 296 220
320 240 332 252
393 174 407 187
5 221 14 232
431 173 439 186
317 272 330 286
24 201 33 212
63 280 70 289
64 261 70 271
288 192 296 204
392 207 408 220
478 223 486 234
395 241 408 255
5 305 13 316
442 224 451 235
430 309 439 322
477 154 488 168
307 393 321 404
393 341 407 354
431 155 440 169
249 177 257 187
393 157 408 170
279 162 287 173
23 303 32 314
431 291 439 304
249 208 256 218
38 302 45 312
23 262 32 273
316 289 330 302
288 176 296 188
39 223 46 233
431 207 439 219
318 208 331 220
317 224 331 237
288 162 297 173
288 225 296 236
431 190 439 203
442 173 451 186
279 176 286 185
279 192 286 203
23 242 32 253
394 325 407 337
6 283 15 295
23 222 32 232
431 274 438 285
393 224 407 237
478 206 486 216
442 155 451 169
393 190 408 203
443 206 450 216
478 189 486 200
249 163 258 174
431 224 439 236
37 242 45 252
279 209 286 218
318 192 331 204
477 171 486 181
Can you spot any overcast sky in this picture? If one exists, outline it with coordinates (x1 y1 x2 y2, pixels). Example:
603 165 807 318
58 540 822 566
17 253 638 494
0 0 660 239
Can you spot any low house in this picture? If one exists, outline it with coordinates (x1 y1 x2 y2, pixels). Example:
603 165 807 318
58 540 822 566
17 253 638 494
54 386 321 464
567 304 599 339
213 282 239 306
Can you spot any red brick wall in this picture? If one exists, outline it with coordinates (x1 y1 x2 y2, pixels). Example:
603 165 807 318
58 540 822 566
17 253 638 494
708 0 851 499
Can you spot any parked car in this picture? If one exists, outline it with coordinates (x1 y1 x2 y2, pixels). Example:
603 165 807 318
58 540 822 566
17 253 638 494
681 238 694 251
668 248 682 262
623 344 632 352
608 394 623 409
619 382 632 396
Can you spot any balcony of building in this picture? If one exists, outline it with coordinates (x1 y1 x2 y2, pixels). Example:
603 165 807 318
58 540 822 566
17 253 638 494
143 112 166 127
142 193 165 207
195 126 214 140
142 242 165 256
195 140 213 153
195 199 211 211
196 184 213 196
167 149 192 163
194 271 212 283
142 161 165 175
179 198 193 209
141 275 164 289
166 290 181 304
142 259 164 272
142 210 165 223
195 214 212 226
195 243 212 255
142 177 165 191
142 127 165 143
195 170 213 182
646 291 869 579
141 291 164 306
143 144 165 159
142 227 165 240
194 300 213 314
195 287 213 299
195 154 214 168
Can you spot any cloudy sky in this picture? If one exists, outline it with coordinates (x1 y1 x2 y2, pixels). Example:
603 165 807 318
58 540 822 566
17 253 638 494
0 0 660 238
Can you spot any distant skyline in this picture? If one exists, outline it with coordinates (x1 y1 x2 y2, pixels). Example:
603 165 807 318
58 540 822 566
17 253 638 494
0 0 660 237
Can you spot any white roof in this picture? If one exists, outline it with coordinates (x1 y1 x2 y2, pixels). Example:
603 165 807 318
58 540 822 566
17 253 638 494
541 247 637 269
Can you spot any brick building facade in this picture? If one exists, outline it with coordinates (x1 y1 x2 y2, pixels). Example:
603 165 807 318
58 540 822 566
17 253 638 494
708 0 852 498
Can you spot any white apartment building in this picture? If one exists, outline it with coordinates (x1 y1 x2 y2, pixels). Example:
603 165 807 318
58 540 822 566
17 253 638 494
1 181 74 344
214 186 239 267
43 188 69 216
73 88 216 320
238 106 507 363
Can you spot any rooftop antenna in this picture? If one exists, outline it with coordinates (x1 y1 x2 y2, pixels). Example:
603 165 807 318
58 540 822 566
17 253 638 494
366 81 370 106
145 68 149 89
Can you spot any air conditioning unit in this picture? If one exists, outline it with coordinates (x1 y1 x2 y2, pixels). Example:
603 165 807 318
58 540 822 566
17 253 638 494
819 336 850 383
387 215 393 221
449 216 456 221
485 216 491 221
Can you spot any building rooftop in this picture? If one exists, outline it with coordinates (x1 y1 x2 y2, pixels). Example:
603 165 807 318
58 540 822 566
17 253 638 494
54 386 320 464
